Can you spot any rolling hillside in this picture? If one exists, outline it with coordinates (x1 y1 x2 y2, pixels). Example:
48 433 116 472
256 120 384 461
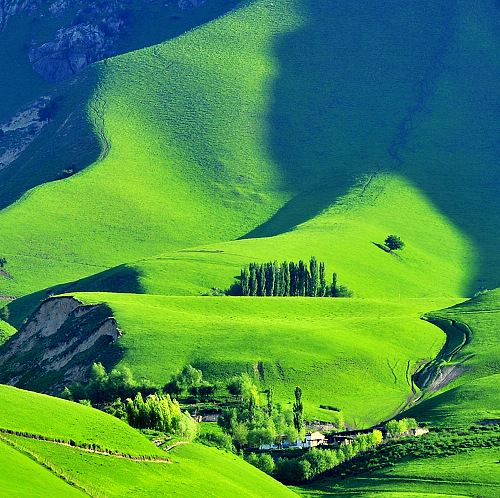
402 289 500 427
0 0 499 302
0 0 499 494
0 385 297 497
298 446 500 498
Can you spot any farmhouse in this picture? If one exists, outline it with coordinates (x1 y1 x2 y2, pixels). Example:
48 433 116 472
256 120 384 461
300 431 327 447
259 431 327 450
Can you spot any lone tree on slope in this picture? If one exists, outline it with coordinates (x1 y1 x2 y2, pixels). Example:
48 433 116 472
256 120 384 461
385 235 405 252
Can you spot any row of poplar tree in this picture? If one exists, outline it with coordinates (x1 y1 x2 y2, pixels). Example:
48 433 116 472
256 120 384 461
237 257 346 297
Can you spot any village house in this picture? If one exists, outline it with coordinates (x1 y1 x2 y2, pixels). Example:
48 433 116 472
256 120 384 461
259 431 327 450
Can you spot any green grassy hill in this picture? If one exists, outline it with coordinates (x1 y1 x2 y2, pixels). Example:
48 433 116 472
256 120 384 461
0 385 165 456
0 439 86 497
1 0 500 493
60 293 454 427
297 446 500 498
1 0 499 301
0 385 296 497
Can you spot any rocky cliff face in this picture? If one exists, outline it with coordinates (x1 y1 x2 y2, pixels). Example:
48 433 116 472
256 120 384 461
0 296 121 394
1 0 207 83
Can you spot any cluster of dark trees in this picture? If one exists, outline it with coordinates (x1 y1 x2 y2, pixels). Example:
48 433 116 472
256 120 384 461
61 362 154 406
62 363 198 438
0 257 6 268
232 257 352 297
213 376 300 452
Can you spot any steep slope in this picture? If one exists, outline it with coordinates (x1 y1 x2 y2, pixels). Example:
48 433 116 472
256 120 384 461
1 292 457 427
0 439 86 497
0 0 499 302
0 0 239 121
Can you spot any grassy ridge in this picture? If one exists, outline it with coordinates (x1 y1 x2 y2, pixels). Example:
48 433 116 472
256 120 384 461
297 447 500 498
1 0 498 301
0 0 240 122
4 436 297 497
72 292 455 426
0 385 164 457
0 386 296 497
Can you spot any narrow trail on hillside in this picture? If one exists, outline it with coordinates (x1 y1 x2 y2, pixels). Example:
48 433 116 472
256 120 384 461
0 429 172 463
88 91 110 162
360 5 455 200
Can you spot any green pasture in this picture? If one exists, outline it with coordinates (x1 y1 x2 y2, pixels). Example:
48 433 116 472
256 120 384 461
0 318 15 346
71 293 456 426
297 447 500 498
0 438 85 497
1 0 499 302
0 385 164 457
4 436 297 497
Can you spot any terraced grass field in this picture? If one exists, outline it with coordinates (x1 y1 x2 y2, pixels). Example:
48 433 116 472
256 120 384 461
0 385 165 456
2 436 297 497
0 386 296 497
0 438 86 497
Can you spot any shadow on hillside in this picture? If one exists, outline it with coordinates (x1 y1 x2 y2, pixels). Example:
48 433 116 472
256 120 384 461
4 264 143 330
244 0 500 294
0 0 243 213
0 69 102 211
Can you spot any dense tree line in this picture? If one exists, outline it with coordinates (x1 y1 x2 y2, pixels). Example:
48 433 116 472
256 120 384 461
124 392 197 439
61 362 153 406
232 257 352 297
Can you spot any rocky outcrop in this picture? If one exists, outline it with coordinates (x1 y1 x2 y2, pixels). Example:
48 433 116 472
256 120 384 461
0 97 50 171
0 0 41 31
28 0 128 82
178 0 206 9
2 0 212 83
29 23 115 82
0 296 121 394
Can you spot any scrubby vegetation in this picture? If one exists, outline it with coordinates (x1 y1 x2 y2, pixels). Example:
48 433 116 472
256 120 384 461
316 425 500 481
